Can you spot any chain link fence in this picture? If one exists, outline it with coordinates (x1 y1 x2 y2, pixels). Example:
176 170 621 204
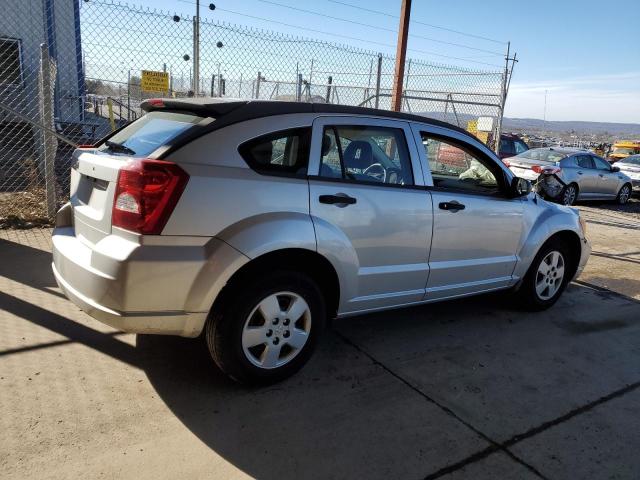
1 0 508 224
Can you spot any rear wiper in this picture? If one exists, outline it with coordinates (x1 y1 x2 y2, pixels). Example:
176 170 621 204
104 140 136 155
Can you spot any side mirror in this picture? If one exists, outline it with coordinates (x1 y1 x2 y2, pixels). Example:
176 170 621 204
511 176 532 196
611 166 620 172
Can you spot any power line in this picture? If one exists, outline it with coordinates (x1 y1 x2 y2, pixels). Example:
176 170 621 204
177 0 503 67
253 0 503 56
328 0 506 45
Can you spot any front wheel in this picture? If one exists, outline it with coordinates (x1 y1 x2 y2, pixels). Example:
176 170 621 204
517 240 572 311
616 184 631 204
205 270 326 385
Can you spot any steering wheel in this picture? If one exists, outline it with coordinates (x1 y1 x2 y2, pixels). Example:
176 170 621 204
363 163 387 182
385 167 404 185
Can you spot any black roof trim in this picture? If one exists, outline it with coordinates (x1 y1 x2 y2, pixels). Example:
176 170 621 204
141 98 478 142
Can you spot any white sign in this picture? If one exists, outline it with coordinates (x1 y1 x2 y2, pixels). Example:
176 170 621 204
477 116 494 132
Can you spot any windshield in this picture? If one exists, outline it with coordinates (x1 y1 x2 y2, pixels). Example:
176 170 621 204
620 156 640 166
98 111 204 157
515 149 567 163
612 147 638 155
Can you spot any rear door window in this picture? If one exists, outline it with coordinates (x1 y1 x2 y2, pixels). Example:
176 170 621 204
576 155 595 169
319 125 414 186
98 111 204 157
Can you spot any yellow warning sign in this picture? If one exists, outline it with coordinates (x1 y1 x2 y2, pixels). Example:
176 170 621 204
141 70 169 93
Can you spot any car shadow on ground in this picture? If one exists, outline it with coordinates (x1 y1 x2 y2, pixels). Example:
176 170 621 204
135 286 637 480
136 294 514 479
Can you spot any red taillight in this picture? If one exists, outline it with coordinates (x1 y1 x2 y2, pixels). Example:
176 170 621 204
112 159 189 234
78 144 96 148
532 165 561 175
147 98 165 108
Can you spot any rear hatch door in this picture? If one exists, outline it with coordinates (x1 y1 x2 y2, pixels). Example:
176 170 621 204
69 110 205 246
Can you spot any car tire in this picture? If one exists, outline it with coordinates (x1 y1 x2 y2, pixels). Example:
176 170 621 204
561 183 578 206
616 183 631 205
517 240 572 311
205 270 326 385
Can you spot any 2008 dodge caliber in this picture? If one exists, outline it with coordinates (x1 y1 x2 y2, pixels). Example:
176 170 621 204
52 99 591 384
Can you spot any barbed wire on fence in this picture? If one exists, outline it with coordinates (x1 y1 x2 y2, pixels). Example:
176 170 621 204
0 0 509 223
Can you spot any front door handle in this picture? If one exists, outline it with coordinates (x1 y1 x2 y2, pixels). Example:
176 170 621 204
577 171 583 175
599 173 604 177
439 201 465 212
319 193 357 206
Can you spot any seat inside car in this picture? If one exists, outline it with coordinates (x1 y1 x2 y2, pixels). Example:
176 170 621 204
343 140 374 180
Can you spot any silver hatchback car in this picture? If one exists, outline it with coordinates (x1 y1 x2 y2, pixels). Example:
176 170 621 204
52 99 590 384
508 147 633 206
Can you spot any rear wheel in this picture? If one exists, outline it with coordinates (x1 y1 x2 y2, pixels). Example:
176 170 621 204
561 183 578 206
206 270 326 385
517 240 572 311
616 184 631 204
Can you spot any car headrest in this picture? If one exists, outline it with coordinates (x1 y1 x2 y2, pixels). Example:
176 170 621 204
343 141 373 170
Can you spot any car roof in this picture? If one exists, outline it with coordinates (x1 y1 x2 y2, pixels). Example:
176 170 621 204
141 97 478 142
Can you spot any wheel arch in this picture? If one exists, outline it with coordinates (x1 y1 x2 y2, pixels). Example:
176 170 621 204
211 248 341 324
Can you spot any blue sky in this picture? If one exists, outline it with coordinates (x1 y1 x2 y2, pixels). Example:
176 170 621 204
138 0 639 123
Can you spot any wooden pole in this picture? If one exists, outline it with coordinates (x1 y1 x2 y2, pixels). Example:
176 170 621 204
390 0 411 112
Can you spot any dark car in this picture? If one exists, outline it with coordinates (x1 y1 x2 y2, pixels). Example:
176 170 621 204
499 134 529 160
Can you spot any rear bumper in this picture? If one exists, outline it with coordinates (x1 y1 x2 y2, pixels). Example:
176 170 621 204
52 221 248 337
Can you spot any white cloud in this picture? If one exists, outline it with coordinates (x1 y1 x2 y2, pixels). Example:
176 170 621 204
505 72 640 123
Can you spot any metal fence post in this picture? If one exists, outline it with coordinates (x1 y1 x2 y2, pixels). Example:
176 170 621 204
297 74 303 102
374 53 383 109
255 71 262 99
326 76 333 103
39 44 57 219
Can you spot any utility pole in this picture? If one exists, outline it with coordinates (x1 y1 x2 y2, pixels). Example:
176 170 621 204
192 0 200 95
543 89 548 132
495 41 517 154
390 0 411 112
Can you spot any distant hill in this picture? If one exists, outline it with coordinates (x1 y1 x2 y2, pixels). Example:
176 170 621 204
501 118 640 136
414 111 640 137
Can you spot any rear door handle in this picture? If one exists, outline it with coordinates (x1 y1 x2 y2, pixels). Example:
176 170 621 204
319 193 357 206
599 174 604 177
439 201 465 212
577 171 583 175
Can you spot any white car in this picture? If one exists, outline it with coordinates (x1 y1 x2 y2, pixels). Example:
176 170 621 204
615 154 640 192
52 99 591 384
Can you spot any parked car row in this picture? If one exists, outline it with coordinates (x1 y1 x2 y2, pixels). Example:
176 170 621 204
52 99 590 384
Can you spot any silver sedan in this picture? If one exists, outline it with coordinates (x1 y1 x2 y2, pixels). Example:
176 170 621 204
508 147 633 205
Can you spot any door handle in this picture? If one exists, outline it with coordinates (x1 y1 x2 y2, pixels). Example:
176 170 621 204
577 171 583 175
599 174 604 177
439 201 465 212
319 193 357 206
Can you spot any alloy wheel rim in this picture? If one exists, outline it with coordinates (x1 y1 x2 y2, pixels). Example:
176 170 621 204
563 186 576 205
619 186 630 204
535 250 565 300
241 291 312 369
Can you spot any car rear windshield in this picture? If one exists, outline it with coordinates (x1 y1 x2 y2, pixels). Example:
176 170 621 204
98 111 204 157
516 149 568 163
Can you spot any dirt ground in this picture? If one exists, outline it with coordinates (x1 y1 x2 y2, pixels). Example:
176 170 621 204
1 202 639 479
